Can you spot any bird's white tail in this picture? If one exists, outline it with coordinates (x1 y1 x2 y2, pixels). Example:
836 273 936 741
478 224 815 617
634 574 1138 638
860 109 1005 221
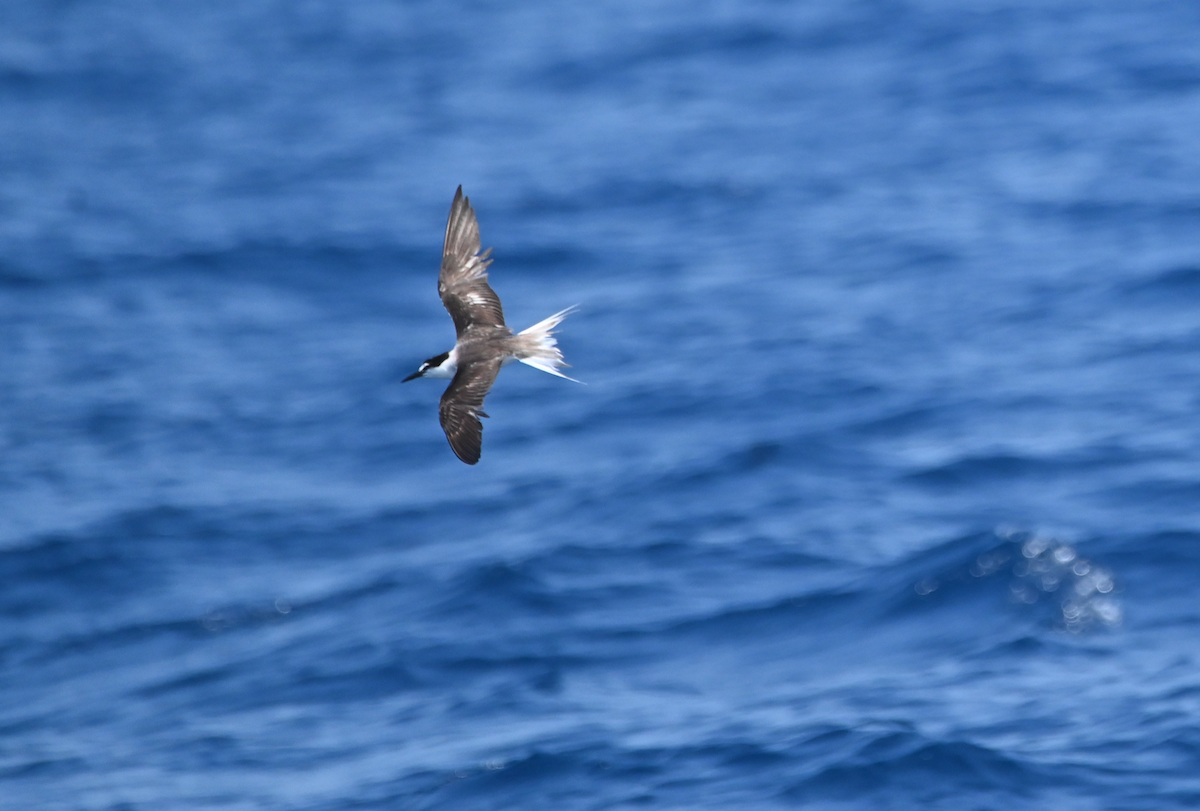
515 306 580 381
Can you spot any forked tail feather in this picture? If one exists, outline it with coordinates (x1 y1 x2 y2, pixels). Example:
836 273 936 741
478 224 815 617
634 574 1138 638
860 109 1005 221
515 306 581 382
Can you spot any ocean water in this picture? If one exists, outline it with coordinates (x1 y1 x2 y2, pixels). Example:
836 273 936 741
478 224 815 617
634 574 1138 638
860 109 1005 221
2 1 1200 808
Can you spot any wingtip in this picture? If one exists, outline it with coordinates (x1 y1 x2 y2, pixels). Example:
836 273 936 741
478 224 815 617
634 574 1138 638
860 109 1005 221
456 448 481 465
449 185 474 221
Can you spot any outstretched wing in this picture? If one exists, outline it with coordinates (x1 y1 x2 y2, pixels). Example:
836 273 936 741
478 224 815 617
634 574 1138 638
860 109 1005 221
439 186 506 336
438 357 503 465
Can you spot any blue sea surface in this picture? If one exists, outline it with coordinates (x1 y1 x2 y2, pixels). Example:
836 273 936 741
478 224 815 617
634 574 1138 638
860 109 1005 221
3 1 1200 808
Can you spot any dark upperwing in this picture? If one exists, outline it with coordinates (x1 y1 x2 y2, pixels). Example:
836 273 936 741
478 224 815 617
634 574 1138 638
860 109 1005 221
437 356 503 465
438 186 507 337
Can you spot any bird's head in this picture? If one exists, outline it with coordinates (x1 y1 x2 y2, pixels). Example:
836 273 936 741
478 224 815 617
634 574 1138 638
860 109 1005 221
402 351 455 382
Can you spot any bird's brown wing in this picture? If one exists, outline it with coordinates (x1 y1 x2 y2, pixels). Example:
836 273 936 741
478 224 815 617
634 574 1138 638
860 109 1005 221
439 186 506 337
438 357 503 465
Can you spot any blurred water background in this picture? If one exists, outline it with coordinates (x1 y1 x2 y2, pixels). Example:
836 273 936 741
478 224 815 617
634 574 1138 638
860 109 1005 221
2 1 1200 808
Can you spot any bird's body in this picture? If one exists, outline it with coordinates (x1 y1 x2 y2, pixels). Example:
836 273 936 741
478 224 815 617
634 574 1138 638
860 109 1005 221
403 187 576 465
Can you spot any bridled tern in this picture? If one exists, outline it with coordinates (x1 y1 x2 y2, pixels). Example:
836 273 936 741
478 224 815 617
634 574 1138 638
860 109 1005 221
403 186 577 465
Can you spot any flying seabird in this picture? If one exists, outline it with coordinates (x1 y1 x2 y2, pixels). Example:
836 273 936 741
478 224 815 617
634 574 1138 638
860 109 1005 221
403 186 577 465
